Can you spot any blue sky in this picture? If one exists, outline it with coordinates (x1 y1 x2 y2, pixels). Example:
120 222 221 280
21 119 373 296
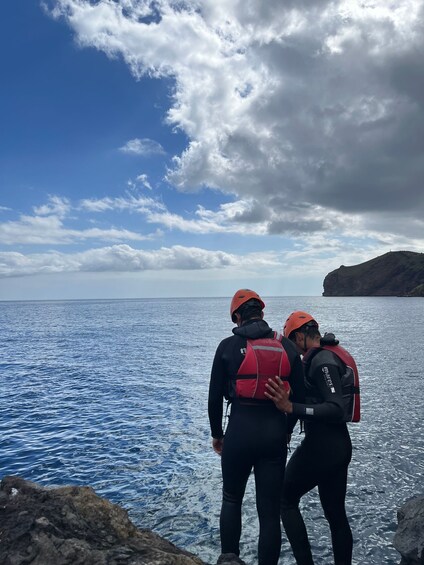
1 0 423 300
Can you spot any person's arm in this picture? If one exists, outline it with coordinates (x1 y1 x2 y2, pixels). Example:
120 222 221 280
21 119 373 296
265 376 292 413
266 350 345 423
281 338 305 434
212 437 224 455
208 339 228 443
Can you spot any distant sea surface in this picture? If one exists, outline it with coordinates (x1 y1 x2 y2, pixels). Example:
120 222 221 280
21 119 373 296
1 297 423 565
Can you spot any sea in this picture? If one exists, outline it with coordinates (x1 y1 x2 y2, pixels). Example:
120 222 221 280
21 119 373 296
0 296 423 565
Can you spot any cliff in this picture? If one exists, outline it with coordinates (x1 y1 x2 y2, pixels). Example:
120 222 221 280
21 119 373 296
323 251 424 297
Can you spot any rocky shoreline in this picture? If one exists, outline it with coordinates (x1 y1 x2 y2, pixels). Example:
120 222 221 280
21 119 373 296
0 476 422 565
0 476 205 565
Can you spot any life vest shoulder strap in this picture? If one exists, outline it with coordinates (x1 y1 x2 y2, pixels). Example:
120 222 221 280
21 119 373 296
321 344 358 373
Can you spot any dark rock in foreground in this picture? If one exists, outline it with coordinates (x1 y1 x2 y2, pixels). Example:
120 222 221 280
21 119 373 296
0 476 206 565
394 495 424 565
2 475 422 565
322 251 424 297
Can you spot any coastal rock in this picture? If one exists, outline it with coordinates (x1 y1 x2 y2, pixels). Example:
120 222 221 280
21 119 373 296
0 476 206 565
322 251 424 297
393 495 424 565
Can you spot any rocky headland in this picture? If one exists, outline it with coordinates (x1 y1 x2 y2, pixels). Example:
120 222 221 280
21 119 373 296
0 476 423 565
323 251 424 297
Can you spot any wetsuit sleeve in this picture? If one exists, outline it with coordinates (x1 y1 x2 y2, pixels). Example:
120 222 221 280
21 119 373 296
208 339 228 439
282 337 305 434
291 350 345 422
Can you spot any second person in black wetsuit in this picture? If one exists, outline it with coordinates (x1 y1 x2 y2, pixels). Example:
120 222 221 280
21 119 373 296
265 311 354 565
208 290 304 565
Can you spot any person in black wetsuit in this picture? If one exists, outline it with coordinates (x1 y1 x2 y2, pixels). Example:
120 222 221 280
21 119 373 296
265 310 354 565
208 290 304 565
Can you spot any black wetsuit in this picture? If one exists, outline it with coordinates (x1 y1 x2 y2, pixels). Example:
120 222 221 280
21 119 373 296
281 346 353 565
208 319 304 565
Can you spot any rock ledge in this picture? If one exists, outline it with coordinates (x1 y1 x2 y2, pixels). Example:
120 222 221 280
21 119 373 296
0 475 206 565
393 494 424 565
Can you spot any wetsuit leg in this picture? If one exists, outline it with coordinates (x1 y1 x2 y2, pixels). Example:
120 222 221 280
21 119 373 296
280 444 316 565
282 428 352 565
220 426 252 556
254 454 285 565
318 465 352 565
220 405 287 562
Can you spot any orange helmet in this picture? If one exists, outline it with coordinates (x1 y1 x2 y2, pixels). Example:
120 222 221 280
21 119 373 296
283 311 318 338
230 289 265 322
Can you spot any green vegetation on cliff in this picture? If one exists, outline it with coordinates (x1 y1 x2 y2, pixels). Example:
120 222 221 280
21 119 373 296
323 251 424 297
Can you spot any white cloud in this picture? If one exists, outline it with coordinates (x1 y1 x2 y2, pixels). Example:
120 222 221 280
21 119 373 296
49 0 424 244
0 244 280 278
4 188 424 262
75 191 424 248
135 174 152 190
33 195 71 217
119 138 165 155
0 211 152 245
3 237 418 283
79 194 165 213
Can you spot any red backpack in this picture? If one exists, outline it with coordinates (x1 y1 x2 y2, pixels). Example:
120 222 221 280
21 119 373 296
235 332 291 400
306 344 361 422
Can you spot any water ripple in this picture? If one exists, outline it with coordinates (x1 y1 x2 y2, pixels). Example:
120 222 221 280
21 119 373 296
0 297 423 565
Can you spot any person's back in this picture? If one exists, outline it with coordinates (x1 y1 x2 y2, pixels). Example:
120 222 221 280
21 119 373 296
208 290 304 565
301 345 351 438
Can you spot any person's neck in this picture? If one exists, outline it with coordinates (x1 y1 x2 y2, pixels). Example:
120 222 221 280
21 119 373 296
302 336 320 353
240 316 262 325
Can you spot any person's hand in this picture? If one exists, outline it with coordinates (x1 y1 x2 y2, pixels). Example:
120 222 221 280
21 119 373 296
265 376 293 414
212 437 224 456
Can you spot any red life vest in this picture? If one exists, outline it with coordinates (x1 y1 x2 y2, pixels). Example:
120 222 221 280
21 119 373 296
234 332 291 400
320 344 361 423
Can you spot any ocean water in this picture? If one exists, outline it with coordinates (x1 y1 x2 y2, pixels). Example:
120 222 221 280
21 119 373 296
0 296 423 565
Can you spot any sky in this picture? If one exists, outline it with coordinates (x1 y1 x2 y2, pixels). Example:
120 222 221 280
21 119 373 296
1 0 423 300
